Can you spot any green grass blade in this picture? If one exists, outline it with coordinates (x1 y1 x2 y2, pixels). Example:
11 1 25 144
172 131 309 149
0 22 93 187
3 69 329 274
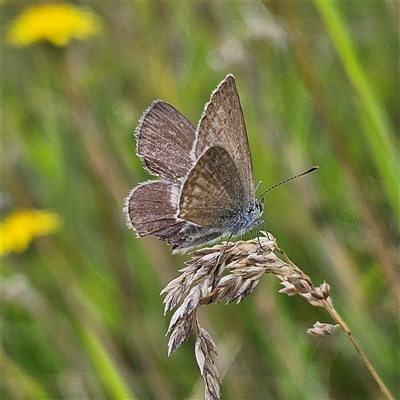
314 1 398 216
78 324 136 400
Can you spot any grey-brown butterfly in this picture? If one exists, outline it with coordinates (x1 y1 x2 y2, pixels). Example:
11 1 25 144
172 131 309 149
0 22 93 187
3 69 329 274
124 74 263 252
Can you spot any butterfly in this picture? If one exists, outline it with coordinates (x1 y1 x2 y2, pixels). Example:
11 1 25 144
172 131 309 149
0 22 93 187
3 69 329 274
124 74 262 252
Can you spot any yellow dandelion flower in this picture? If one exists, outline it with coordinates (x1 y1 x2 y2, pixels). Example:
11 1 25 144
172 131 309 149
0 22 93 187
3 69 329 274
0 209 61 256
7 3 101 47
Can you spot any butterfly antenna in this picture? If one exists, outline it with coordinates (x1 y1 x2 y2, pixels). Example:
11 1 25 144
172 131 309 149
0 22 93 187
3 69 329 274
257 166 319 200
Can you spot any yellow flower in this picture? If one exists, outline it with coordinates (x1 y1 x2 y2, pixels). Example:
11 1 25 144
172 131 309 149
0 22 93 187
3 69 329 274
7 3 101 47
1 209 61 256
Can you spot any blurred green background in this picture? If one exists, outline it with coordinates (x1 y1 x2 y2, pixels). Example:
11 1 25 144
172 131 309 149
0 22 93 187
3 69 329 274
2 2 399 399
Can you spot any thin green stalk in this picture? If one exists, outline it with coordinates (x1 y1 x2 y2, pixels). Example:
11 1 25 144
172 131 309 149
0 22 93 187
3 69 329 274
78 324 136 400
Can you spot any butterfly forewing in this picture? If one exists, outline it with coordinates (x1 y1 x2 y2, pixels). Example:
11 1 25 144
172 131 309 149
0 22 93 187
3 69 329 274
179 146 246 227
194 75 255 198
136 101 196 183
